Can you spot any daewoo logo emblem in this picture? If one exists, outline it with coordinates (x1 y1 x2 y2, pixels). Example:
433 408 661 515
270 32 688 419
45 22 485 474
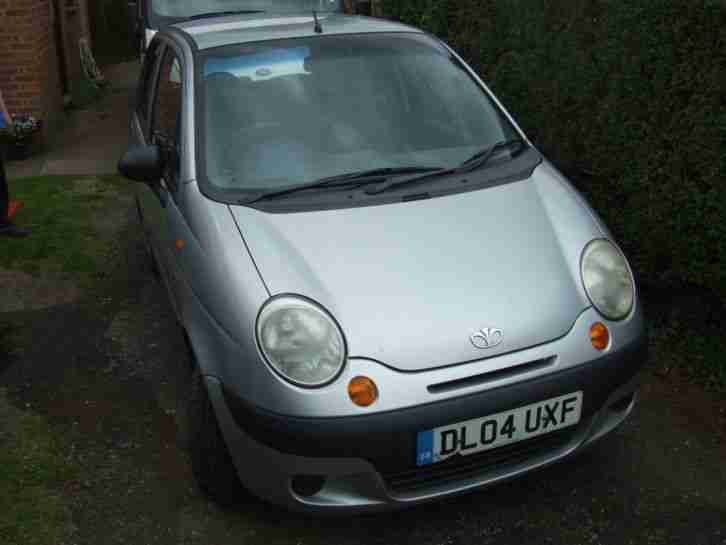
470 328 504 350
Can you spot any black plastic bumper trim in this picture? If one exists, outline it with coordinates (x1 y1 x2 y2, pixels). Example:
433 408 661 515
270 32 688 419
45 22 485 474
223 334 646 469
427 356 556 394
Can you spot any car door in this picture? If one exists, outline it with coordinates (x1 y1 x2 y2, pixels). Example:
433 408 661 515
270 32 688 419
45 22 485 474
131 41 164 262
143 46 187 316
130 39 161 147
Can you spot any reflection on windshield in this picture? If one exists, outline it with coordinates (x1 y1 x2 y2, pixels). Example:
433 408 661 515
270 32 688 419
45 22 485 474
201 34 516 192
206 48 309 81
153 0 341 17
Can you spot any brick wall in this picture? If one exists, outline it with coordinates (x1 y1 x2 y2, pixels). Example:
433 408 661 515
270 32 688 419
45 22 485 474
38 0 64 135
0 0 46 116
45 1 63 126
0 0 90 141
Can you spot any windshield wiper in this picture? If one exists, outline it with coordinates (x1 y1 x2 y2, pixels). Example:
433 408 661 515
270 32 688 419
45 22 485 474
365 138 527 195
243 166 444 204
188 10 266 20
458 138 527 172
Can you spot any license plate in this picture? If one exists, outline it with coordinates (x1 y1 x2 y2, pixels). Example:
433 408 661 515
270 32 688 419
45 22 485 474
416 392 583 466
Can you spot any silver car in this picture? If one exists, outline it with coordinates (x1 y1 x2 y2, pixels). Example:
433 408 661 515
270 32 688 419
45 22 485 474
119 12 647 514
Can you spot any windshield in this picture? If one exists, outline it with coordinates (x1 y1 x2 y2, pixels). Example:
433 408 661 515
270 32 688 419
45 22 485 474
152 0 342 18
199 33 518 193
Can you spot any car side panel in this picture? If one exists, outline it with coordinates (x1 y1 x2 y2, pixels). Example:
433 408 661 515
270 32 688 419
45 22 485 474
172 181 270 380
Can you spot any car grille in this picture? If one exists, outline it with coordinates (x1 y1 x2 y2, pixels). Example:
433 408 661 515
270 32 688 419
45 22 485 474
427 356 557 394
380 426 579 494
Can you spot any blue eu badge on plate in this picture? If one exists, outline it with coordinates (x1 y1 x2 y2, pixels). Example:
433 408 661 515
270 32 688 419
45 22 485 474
416 430 435 466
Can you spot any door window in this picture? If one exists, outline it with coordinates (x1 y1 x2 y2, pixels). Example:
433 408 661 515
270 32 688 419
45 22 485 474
151 49 183 189
136 42 161 132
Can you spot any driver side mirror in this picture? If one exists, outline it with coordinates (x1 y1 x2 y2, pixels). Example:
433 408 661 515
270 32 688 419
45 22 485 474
118 145 164 183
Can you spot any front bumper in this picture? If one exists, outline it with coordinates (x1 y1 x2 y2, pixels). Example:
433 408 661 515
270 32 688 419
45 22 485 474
207 331 647 514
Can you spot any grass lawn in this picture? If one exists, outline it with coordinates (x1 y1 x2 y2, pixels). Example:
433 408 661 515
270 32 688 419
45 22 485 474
1 174 134 544
3 175 133 288
0 389 78 545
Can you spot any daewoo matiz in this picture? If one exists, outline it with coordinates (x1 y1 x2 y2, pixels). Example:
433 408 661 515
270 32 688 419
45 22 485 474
119 12 647 513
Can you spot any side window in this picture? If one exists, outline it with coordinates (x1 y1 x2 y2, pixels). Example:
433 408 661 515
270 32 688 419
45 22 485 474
151 49 183 187
136 43 161 130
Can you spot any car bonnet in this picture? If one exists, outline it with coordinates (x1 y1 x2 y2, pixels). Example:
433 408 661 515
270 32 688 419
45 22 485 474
229 162 603 372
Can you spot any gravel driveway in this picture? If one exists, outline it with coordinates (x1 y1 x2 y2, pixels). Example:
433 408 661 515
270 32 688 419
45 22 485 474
2 205 725 545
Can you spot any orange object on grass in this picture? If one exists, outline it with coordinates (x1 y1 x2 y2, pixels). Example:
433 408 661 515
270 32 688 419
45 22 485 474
7 200 23 220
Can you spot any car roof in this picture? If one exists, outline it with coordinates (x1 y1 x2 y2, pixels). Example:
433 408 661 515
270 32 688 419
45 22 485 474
173 13 422 51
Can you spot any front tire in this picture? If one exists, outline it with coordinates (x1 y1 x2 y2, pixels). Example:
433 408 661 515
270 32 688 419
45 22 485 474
187 365 247 507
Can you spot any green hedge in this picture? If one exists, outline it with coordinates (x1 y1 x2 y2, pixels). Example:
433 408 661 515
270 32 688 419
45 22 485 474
381 0 726 302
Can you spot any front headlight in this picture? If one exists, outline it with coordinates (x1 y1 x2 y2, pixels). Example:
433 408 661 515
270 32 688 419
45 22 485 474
581 239 635 320
256 296 346 387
